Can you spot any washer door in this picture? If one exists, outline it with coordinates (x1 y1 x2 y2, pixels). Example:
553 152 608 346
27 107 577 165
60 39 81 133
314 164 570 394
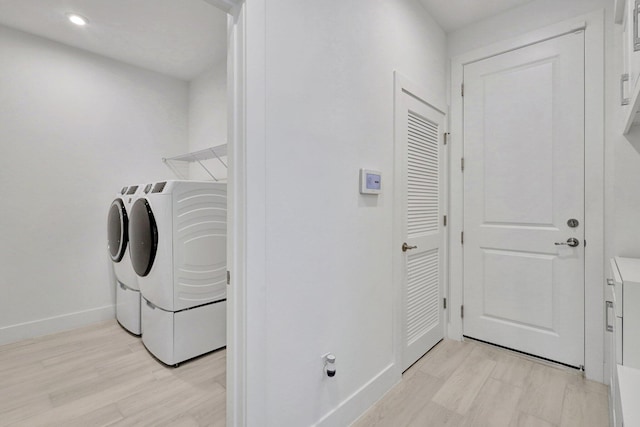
129 198 158 277
107 198 128 262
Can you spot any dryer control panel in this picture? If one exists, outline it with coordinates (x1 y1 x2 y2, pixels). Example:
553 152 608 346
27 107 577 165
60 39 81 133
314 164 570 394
152 182 167 193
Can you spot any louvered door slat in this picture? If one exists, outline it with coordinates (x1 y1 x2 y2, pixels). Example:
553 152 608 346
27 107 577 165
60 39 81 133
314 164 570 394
407 111 439 237
405 109 440 349
406 249 440 344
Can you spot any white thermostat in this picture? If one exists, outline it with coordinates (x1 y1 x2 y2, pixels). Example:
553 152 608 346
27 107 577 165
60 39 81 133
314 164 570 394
359 169 382 195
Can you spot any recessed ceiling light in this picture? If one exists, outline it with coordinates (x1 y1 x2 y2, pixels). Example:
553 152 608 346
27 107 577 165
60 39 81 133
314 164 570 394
67 13 88 26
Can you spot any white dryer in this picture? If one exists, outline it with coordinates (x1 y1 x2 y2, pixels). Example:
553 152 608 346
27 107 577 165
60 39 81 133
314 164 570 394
129 180 227 365
108 184 142 335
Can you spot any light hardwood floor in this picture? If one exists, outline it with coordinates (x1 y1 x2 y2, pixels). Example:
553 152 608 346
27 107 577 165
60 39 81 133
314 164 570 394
0 322 609 427
353 339 609 427
0 320 226 426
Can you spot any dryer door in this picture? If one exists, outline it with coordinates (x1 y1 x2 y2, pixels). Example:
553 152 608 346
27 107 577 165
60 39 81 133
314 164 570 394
129 198 158 277
107 198 128 262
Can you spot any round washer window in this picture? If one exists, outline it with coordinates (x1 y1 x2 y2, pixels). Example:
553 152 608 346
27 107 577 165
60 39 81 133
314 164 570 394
107 199 127 262
129 198 158 277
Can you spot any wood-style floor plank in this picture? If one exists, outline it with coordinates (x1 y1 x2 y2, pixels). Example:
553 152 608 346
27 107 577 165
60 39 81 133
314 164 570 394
491 352 535 388
461 377 522 426
407 402 464 426
432 345 497 414
65 403 124 427
351 369 445 427
354 339 610 427
517 363 572 425
0 320 226 427
418 338 475 380
510 412 556 427
0 322 610 427
559 384 609 427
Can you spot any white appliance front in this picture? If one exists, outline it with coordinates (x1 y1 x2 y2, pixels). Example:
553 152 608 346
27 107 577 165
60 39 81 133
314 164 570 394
142 297 226 366
116 282 141 335
129 180 227 312
109 185 142 291
109 184 143 335
129 180 227 364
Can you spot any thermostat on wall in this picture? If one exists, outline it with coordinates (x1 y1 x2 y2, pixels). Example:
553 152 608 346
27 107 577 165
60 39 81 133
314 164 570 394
359 169 382 195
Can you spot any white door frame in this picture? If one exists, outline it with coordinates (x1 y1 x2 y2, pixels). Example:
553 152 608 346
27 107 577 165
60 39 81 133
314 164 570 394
393 72 449 376
226 2 246 426
226 0 271 425
225 0 268 424
144 1 251 424
448 10 605 382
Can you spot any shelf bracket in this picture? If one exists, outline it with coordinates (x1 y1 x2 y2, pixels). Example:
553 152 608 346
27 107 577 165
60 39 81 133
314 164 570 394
162 144 228 181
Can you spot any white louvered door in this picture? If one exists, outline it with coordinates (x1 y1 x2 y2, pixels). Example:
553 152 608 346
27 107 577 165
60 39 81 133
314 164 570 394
398 88 445 371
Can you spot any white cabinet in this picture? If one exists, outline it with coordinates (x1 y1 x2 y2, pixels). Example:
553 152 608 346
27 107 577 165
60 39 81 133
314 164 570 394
612 257 640 367
607 259 623 427
608 257 640 427
618 365 640 427
623 0 640 95
617 0 640 133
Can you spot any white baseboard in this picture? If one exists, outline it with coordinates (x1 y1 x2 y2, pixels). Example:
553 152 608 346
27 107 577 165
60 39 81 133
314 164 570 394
315 363 399 427
0 304 116 346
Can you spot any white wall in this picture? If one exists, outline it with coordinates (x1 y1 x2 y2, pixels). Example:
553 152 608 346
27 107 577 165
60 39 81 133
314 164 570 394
0 24 188 344
188 60 228 181
242 0 446 425
447 0 608 57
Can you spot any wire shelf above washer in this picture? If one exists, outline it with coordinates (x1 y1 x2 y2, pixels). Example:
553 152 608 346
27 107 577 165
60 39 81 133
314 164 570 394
162 144 227 181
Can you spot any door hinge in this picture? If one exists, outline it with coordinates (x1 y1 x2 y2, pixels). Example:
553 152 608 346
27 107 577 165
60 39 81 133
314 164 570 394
444 215 447 226
227 271 231 285
461 231 464 245
584 240 587 247
461 157 464 171
461 83 464 97
461 305 464 318
443 298 447 309
444 132 450 145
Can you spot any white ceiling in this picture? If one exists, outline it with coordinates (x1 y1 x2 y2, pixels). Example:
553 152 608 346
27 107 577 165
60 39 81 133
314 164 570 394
420 0 536 32
0 0 227 80
0 0 540 78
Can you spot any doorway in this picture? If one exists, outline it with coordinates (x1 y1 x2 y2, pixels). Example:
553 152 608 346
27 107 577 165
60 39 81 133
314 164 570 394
448 11 605 381
462 31 585 368
394 73 446 372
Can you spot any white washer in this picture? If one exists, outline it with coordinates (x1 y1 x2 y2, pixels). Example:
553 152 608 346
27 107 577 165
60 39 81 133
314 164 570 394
108 184 142 335
129 180 227 365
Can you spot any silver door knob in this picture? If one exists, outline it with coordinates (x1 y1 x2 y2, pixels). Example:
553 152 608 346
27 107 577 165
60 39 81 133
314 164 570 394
402 243 417 252
555 238 579 247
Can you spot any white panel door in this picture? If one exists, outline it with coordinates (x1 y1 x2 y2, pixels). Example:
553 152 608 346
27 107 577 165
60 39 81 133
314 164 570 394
398 88 445 371
463 31 585 367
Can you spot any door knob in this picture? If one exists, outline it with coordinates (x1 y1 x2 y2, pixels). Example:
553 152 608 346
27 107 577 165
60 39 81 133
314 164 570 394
402 243 417 252
555 238 579 247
